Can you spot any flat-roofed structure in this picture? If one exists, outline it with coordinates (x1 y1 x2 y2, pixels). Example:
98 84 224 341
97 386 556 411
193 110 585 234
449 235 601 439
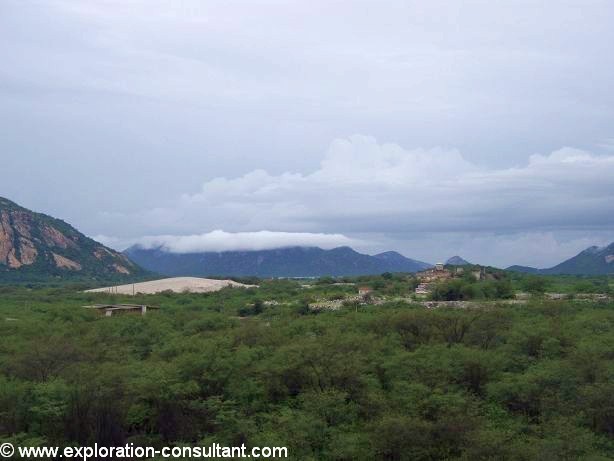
415 283 431 295
83 303 159 317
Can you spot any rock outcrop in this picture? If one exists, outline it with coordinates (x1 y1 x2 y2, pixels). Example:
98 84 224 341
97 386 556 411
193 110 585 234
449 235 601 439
0 197 145 280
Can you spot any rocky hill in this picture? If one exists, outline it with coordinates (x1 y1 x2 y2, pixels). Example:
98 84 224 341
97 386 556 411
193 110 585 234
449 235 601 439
506 242 614 275
124 245 432 278
0 197 145 282
372 251 432 272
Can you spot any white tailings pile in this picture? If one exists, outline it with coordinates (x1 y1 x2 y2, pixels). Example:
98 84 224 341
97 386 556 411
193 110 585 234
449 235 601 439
86 277 257 295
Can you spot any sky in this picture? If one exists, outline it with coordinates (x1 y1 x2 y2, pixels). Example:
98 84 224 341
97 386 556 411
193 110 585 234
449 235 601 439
1 0 614 267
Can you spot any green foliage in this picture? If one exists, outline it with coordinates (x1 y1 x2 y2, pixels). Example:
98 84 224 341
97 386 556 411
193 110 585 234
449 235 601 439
0 277 613 459
238 299 264 317
430 275 514 301
522 277 549 295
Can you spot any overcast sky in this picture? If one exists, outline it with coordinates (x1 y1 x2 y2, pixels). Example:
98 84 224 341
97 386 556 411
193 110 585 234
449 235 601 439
2 0 614 267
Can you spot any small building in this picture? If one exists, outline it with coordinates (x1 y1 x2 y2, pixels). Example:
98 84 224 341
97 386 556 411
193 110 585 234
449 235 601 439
83 304 159 317
415 283 430 295
471 267 486 281
435 263 445 271
358 287 373 297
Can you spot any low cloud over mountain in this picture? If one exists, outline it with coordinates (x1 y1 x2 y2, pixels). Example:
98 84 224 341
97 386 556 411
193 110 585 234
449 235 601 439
132 230 356 254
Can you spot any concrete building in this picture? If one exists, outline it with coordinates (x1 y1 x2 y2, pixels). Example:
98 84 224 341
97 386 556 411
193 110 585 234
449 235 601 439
415 283 431 295
84 304 159 317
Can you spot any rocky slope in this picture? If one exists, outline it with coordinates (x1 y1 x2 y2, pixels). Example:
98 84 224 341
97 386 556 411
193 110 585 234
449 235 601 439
506 242 614 275
0 197 145 281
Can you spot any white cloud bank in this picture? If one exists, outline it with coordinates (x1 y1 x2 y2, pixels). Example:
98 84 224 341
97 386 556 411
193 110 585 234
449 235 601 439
133 230 355 253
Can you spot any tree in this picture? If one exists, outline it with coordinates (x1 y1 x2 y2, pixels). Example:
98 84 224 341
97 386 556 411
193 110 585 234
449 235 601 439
522 276 548 295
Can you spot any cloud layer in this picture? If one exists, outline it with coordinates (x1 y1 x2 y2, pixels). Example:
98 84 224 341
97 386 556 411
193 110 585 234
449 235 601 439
92 135 614 266
121 135 614 234
133 230 355 253
3 0 614 230
2 2 613 266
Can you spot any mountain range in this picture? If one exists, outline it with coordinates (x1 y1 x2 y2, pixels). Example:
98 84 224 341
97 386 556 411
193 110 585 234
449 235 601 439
507 243 614 275
0 197 146 282
1 196 612 280
124 245 432 278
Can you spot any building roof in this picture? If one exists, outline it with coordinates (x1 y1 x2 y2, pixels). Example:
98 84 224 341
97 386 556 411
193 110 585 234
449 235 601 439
83 304 159 310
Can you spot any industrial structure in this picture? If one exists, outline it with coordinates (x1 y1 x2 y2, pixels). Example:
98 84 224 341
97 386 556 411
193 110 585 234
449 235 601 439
83 304 159 317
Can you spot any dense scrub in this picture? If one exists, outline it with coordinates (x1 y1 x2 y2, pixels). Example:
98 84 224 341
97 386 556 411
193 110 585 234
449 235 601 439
1 279 614 460
432 270 613 301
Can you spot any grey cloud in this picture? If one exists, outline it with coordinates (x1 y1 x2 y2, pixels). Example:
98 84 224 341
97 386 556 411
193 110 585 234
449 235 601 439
127 136 614 233
94 135 614 266
1 1 613 267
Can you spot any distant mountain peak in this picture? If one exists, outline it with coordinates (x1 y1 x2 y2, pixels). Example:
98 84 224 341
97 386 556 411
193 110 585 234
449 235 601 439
329 245 359 254
374 250 406 260
582 245 603 255
507 241 614 275
0 196 15 205
546 242 614 274
446 256 470 265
